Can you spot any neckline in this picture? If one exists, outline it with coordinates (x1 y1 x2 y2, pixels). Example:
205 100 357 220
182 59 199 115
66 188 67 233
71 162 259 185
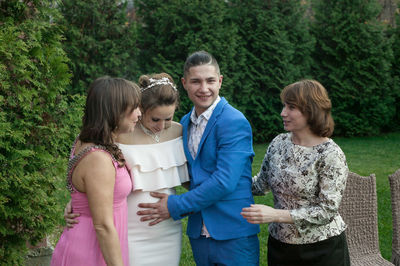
117 136 182 147
288 132 331 148
139 122 162 143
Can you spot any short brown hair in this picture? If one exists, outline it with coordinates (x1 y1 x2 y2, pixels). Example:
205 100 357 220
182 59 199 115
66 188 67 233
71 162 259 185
280 79 334 137
138 72 179 112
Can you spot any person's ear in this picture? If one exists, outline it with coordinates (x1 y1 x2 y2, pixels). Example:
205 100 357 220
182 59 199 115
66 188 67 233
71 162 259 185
219 75 223 87
181 77 188 91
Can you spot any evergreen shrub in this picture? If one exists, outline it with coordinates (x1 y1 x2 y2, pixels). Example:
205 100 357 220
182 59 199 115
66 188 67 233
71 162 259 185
58 0 139 94
0 1 83 264
388 5 400 130
230 0 315 142
311 0 395 136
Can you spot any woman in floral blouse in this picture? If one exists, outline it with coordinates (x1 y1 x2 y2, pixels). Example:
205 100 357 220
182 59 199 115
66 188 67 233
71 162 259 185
241 80 350 265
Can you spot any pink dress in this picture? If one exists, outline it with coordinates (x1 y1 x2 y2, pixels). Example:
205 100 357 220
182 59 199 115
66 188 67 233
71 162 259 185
51 145 131 266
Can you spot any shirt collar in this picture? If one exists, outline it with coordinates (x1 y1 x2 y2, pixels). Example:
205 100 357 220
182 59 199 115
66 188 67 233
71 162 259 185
190 96 221 125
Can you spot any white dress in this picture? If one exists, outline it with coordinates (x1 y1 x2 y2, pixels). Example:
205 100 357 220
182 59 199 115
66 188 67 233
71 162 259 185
118 137 190 266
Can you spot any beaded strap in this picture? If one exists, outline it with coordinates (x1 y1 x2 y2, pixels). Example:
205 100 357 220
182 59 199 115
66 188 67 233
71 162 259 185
66 143 117 193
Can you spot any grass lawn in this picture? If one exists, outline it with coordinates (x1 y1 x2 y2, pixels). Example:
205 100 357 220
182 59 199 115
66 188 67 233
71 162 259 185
178 132 400 265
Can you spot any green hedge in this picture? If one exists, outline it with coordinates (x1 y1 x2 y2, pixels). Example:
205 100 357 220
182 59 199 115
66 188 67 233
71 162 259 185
389 3 400 131
0 1 83 264
229 0 315 142
311 0 395 136
58 0 140 94
57 0 398 141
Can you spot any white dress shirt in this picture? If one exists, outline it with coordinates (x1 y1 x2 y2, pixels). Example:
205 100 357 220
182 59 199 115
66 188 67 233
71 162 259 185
188 96 221 159
188 96 221 237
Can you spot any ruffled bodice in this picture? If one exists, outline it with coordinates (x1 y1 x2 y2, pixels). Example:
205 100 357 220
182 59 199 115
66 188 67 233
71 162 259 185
118 136 189 192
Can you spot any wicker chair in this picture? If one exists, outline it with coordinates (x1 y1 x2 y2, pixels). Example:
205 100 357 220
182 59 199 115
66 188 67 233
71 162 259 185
389 169 400 266
339 172 393 266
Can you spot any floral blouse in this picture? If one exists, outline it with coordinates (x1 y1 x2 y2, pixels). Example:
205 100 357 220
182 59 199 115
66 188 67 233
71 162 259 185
252 133 348 244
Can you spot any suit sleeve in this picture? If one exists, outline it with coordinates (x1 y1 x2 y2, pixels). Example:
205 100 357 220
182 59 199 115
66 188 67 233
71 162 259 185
168 110 254 220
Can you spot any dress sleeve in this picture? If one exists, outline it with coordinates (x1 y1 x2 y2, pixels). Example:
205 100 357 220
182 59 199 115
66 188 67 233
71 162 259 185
289 143 348 235
252 145 272 196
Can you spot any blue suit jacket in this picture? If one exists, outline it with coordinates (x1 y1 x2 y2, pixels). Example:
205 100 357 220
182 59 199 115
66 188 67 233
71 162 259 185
167 97 260 240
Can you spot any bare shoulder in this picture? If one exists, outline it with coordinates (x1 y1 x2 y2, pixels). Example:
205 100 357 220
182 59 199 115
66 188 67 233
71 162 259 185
161 121 182 142
86 149 113 161
169 121 182 138
80 149 115 173
72 148 115 192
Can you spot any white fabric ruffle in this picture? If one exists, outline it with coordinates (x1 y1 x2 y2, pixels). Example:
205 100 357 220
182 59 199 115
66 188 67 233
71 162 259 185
118 137 189 191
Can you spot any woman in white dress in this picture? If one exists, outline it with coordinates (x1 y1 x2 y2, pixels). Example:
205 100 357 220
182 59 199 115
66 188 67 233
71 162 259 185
65 73 189 266
117 73 189 266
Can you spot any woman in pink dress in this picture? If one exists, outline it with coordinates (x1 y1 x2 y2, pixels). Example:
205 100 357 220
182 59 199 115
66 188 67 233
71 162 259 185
51 76 141 266
64 73 189 266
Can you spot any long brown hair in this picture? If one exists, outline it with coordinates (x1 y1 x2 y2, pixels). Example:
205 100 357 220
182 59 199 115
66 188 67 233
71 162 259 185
79 76 140 164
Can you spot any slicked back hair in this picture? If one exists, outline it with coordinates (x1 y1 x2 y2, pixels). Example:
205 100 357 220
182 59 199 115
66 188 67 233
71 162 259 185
183 50 220 77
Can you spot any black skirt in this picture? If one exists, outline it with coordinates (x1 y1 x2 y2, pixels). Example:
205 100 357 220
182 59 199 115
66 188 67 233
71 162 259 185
267 231 350 266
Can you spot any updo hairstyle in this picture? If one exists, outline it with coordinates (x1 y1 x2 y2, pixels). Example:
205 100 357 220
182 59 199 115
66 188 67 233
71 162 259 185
138 73 179 113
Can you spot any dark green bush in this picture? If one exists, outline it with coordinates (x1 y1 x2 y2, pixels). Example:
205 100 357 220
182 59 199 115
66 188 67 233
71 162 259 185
58 0 139 94
0 0 83 264
311 0 395 136
229 0 315 142
388 4 400 130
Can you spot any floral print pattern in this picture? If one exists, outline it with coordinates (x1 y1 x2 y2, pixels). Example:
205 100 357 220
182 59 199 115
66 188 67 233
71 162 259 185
253 133 348 244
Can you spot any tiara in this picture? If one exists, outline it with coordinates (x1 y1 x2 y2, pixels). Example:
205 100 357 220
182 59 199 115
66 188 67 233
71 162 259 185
140 77 177 93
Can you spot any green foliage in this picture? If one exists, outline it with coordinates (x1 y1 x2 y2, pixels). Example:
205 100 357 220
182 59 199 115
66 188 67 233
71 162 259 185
58 0 139 94
0 0 83 263
136 0 242 120
388 6 400 130
311 0 395 136
54 0 398 141
229 0 315 142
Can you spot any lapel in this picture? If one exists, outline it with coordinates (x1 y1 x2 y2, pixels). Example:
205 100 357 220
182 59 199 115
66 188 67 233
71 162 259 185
181 109 194 164
196 97 227 157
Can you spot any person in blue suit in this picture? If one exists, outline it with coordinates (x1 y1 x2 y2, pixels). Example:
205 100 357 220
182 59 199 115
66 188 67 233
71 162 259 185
138 51 260 265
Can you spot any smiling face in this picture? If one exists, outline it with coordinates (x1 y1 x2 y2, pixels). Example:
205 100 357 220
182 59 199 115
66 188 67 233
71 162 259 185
115 106 141 136
181 64 223 116
141 104 176 133
280 103 309 133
